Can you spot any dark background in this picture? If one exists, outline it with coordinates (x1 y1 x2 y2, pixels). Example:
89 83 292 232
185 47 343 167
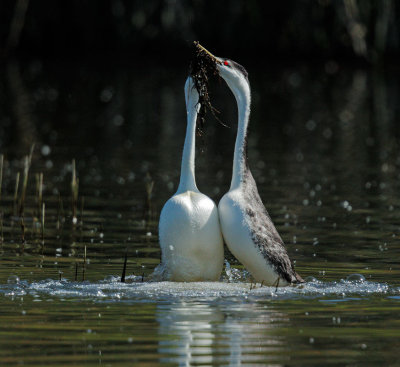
1 0 399 65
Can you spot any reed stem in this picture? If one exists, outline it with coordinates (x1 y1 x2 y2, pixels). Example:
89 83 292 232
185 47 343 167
36 172 43 217
19 156 28 215
0 154 4 204
0 212 3 245
19 156 31 244
0 155 3 244
71 159 79 223
82 245 86 281
79 196 84 241
121 248 128 283
41 202 45 245
74 262 78 281
13 172 20 217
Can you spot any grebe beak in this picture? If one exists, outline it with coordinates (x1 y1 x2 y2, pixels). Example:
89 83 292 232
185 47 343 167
194 42 222 65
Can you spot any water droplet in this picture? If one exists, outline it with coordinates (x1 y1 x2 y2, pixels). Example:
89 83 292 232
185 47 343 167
45 159 53 169
7 275 20 284
305 276 317 282
296 152 304 162
288 72 302 87
341 200 351 210
306 119 316 131
113 114 124 127
117 176 125 185
323 128 332 139
346 274 365 283
100 87 114 102
41 145 51 156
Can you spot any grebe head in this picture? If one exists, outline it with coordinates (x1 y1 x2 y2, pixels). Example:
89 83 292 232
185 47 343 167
191 42 250 106
216 58 250 100
184 77 200 113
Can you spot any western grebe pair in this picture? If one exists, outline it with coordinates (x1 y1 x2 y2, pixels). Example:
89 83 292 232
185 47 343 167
159 45 303 286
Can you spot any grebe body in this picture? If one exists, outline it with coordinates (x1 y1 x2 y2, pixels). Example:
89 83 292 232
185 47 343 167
158 77 224 281
213 54 303 286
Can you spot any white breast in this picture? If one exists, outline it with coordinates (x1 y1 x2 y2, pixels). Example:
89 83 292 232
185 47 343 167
159 191 224 281
218 190 287 286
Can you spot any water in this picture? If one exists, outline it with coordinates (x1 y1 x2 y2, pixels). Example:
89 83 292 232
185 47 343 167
0 60 400 366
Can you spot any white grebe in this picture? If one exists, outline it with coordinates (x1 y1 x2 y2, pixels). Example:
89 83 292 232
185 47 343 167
197 44 303 286
158 77 224 281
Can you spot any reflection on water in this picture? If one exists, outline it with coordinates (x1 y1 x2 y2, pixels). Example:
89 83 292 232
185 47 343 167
158 302 223 366
0 60 400 366
157 302 287 366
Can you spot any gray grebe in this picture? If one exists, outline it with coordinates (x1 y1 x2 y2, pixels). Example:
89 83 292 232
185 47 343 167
197 44 303 286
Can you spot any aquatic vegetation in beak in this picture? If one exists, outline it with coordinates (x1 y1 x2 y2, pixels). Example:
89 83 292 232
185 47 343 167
189 41 226 133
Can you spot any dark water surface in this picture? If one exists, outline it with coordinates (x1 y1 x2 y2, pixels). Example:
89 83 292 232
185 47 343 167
0 60 399 366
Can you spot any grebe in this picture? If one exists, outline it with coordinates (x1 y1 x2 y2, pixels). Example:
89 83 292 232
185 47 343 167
158 77 224 281
196 44 303 286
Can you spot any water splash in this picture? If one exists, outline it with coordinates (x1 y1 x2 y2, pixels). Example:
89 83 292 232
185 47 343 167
0 274 398 303
221 260 251 282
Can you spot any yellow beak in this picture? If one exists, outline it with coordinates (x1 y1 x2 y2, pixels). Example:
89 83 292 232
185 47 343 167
194 41 222 64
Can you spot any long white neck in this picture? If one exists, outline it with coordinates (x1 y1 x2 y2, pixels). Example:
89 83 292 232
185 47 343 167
177 81 200 194
230 86 251 190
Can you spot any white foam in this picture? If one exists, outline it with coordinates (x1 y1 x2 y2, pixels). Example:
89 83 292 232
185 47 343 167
0 276 398 302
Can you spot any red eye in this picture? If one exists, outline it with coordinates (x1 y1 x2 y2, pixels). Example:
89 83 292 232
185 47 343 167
224 60 229 66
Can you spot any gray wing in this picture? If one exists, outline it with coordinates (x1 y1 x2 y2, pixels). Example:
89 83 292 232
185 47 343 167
242 169 303 283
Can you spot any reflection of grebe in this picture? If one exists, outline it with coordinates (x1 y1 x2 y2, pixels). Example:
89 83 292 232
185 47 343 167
157 302 222 366
158 77 224 281
156 299 288 366
196 44 303 286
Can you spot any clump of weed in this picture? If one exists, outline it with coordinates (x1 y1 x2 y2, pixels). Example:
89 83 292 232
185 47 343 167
190 41 227 134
